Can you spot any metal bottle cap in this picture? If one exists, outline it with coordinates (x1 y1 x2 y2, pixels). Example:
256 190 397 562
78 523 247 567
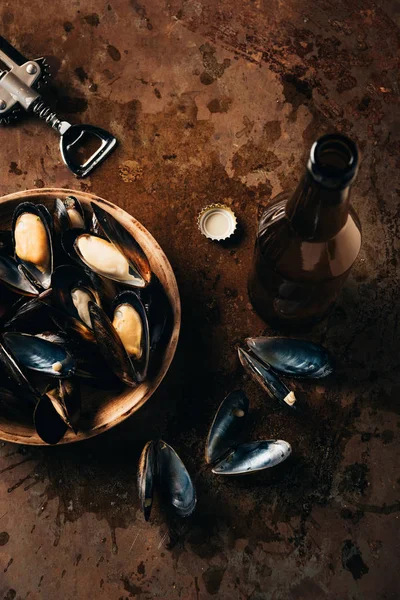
197 204 237 241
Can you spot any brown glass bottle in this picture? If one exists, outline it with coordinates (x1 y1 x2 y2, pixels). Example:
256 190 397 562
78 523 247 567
248 134 362 326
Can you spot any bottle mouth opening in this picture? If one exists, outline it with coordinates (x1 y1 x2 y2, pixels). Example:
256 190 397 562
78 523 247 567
309 134 358 188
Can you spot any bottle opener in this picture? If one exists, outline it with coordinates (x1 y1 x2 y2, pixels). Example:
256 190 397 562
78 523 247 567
0 36 117 178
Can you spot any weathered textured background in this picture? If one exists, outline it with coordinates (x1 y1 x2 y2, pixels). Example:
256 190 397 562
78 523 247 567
0 0 399 598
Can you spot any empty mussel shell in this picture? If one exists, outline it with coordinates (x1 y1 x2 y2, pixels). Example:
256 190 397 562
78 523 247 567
205 390 249 464
246 337 334 379
0 255 39 296
91 203 152 286
0 341 40 403
157 440 197 518
3 332 76 378
137 440 157 521
212 440 292 475
112 291 150 383
89 301 137 386
34 393 68 445
238 347 298 411
139 274 172 352
46 378 81 434
62 229 146 289
12 202 53 290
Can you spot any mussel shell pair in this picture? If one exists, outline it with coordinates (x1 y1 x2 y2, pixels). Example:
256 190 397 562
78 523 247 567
89 291 150 386
239 338 334 412
205 390 292 475
138 440 196 521
53 196 86 235
0 202 53 296
62 203 151 289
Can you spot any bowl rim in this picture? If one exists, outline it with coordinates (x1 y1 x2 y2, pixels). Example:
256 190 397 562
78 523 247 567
0 188 181 445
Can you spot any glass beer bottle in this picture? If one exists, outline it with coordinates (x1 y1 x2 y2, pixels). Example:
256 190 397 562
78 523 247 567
248 134 362 326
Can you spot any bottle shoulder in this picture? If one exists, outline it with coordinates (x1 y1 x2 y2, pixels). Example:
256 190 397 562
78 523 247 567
257 193 362 280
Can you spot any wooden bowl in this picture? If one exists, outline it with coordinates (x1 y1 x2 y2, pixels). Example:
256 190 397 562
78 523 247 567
0 188 181 445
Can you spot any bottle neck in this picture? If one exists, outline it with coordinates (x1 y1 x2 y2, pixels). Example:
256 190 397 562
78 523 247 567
285 172 351 241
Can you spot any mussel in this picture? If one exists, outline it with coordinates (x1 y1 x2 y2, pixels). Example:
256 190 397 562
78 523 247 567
51 265 101 342
0 340 40 404
3 332 76 378
34 393 69 445
0 255 39 296
205 390 292 475
246 337 334 379
3 291 53 332
138 440 196 521
46 378 81 434
53 196 86 233
89 291 149 386
12 202 53 290
238 348 298 411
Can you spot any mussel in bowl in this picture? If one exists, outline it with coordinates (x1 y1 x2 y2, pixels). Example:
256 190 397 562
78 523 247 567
12 202 53 290
89 291 150 386
53 196 86 234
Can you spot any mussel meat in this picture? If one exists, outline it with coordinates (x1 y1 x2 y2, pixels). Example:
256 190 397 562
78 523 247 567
238 347 298 411
3 332 76 378
13 202 53 290
205 390 249 464
246 337 334 379
211 440 292 475
138 440 196 520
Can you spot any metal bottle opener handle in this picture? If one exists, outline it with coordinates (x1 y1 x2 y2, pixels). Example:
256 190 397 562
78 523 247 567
0 36 117 178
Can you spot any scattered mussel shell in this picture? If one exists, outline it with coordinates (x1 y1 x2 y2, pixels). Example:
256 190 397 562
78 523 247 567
205 390 292 475
205 390 249 465
246 337 334 379
3 332 76 378
0 255 39 296
46 378 81 434
238 348 298 411
12 202 53 290
91 203 152 286
211 440 292 475
62 229 146 289
138 440 196 521
137 440 157 521
51 264 101 341
53 196 86 234
34 393 68 445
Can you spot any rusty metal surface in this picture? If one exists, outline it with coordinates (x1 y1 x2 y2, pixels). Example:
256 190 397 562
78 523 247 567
0 0 399 598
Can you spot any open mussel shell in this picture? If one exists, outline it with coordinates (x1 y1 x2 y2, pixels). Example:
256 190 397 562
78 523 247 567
89 302 137 386
157 440 197 518
0 341 40 404
205 390 249 465
0 255 39 296
138 440 157 521
139 274 172 352
12 202 53 290
212 440 292 475
51 264 101 341
34 394 68 445
54 196 86 234
91 203 152 286
246 337 334 379
3 332 76 378
112 291 150 383
46 378 81 434
238 348 298 412
62 229 146 289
